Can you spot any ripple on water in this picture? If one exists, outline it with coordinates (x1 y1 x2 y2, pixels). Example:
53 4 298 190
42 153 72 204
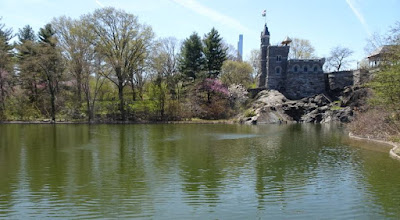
1 124 400 219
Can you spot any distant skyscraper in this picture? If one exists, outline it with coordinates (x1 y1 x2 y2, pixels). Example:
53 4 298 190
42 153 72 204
238 34 243 61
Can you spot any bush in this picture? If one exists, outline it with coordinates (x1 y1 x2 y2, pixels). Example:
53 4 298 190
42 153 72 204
244 109 256 117
348 108 400 140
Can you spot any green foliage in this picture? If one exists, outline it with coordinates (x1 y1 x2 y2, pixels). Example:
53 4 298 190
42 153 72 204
369 63 400 114
178 32 205 80
4 87 42 120
84 7 154 120
220 60 253 87
148 81 168 120
0 11 238 122
244 109 256 117
0 18 14 119
330 101 343 111
18 25 36 42
39 24 56 46
203 28 227 78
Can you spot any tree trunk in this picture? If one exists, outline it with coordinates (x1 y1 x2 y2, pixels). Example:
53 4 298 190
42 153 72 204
77 74 82 103
118 81 126 121
86 96 92 122
130 78 136 101
0 77 5 112
49 85 56 122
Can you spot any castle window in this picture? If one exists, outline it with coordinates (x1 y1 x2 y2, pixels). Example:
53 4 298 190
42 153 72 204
313 65 319 72
276 55 282 62
275 67 282 74
293 65 299 73
303 66 308 73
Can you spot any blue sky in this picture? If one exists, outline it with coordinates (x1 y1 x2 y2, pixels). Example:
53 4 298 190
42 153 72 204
1 0 399 67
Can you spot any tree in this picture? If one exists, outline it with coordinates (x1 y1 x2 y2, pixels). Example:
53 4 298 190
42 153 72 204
150 37 179 95
18 25 36 42
203 28 227 78
36 23 64 122
52 16 103 121
248 49 261 80
52 16 87 105
288 38 315 59
178 32 205 80
223 41 238 61
82 56 108 122
84 7 154 120
228 84 248 110
0 18 14 118
220 60 253 87
327 46 354 71
368 21 400 116
148 37 180 119
16 25 41 106
191 78 229 119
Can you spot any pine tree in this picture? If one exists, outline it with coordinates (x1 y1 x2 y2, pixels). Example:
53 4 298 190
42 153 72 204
203 28 227 78
37 23 64 122
16 25 41 104
0 19 14 118
178 32 205 80
18 25 36 43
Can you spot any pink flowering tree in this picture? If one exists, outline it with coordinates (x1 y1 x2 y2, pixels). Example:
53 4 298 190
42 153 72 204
191 78 231 119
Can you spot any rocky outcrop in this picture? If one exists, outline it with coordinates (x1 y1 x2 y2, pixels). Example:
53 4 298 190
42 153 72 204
240 86 368 124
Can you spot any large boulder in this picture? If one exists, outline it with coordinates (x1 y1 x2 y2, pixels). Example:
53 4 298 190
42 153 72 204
240 87 362 124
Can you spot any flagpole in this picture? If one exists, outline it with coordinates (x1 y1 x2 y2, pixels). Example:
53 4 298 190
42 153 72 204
262 9 266 24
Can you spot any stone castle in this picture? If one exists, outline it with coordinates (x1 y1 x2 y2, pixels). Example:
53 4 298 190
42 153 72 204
257 23 368 100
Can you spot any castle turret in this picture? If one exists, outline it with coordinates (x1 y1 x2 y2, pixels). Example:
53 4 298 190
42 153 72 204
258 24 270 87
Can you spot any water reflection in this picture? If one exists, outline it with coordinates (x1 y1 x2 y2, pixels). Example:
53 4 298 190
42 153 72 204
0 124 400 219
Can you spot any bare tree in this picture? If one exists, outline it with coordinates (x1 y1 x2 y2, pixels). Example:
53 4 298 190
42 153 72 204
288 38 316 59
222 41 238 61
248 49 260 80
327 46 354 72
83 7 154 120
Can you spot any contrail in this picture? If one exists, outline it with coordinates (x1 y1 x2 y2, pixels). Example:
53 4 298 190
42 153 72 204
95 0 105 8
345 0 371 36
171 0 249 33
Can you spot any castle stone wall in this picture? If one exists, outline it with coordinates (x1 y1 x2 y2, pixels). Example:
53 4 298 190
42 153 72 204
265 46 289 91
353 69 371 85
285 73 326 99
328 71 354 91
256 23 371 100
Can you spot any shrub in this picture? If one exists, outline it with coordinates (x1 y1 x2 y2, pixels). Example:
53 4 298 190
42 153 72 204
244 109 256 117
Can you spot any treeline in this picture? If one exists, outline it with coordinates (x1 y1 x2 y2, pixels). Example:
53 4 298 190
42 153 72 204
0 7 254 122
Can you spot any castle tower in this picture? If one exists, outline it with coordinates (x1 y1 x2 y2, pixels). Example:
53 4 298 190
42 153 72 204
258 24 270 87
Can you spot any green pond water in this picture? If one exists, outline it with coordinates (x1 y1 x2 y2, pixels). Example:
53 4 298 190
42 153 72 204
1 123 400 219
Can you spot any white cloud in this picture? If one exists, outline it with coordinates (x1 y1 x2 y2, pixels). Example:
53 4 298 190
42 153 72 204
95 0 105 8
170 0 249 33
345 0 371 36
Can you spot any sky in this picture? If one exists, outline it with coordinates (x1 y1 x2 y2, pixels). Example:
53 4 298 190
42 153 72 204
1 0 399 68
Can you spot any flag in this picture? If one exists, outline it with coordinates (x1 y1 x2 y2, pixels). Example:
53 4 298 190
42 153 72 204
262 10 266 17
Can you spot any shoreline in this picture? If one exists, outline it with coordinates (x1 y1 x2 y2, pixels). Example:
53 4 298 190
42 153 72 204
349 132 400 161
0 119 236 125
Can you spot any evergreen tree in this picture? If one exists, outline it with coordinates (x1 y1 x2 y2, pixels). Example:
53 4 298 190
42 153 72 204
0 19 14 118
18 25 36 43
203 28 227 78
178 32 205 80
37 23 64 122
16 25 41 105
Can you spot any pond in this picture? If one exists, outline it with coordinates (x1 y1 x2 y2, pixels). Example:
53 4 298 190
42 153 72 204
1 124 400 219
